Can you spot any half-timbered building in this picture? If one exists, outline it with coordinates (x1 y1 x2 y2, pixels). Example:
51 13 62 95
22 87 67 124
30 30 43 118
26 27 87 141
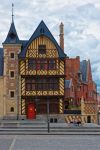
0 19 66 120
0 13 97 123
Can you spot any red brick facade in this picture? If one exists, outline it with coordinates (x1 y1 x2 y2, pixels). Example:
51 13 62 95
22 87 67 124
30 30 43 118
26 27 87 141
65 56 97 110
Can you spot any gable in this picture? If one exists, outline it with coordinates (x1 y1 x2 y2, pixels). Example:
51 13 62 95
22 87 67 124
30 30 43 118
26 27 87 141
26 35 59 58
19 20 66 58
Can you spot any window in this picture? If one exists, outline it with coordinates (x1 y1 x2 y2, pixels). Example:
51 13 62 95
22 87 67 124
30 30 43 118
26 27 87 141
25 78 59 91
37 60 47 70
28 59 36 70
37 79 47 90
77 85 81 91
51 78 59 90
10 91 14 98
10 71 14 78
26 79 35 91
40 64 44 70
10 107 14 112
32 80 36 90
49 59 56 70
26 79 31 91
9 32 16 39
10 53 15 59
48 78 59 91
38 45 46 54
40 28 44 34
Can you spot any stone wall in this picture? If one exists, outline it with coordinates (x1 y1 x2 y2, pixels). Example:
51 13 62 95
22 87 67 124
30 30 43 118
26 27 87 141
0 77 4 119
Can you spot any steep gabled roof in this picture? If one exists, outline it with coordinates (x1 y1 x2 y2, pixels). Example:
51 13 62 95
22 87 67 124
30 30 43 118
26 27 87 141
3 22 21 44
0 48 3 76
80 60 88 82
19 20 66 58
20 40 28 49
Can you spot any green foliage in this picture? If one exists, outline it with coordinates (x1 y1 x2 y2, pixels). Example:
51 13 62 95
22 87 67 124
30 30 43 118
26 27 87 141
68 105 80 110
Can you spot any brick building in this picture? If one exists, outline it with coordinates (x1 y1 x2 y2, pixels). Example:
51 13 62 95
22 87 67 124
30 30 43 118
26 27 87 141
0 13 97 123
97 93 100 111
64 56 97 124
65 57 97 108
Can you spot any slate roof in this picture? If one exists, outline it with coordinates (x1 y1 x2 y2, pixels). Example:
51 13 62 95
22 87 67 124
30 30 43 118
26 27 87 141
20 40 28 49
19 20 66 58
3 22 21 44
65 80 72 88
80 60 88 82
0 48 3 76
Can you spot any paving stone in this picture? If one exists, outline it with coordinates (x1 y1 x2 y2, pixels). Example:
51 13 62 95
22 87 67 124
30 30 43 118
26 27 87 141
0 139 13 150
0 135 100 150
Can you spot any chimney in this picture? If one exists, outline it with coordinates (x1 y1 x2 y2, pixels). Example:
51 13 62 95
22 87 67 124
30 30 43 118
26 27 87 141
59 22 64 51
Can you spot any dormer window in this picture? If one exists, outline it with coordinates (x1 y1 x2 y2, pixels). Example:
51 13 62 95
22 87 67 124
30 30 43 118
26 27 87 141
38 44 46 54
9 32 16 39
40 28 44 34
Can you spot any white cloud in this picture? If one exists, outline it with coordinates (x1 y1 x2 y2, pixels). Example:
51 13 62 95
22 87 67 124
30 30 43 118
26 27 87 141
84 23 100 39
0 0 100 91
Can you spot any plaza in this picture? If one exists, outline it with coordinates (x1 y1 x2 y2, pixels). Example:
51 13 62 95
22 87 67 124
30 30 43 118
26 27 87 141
0 134 100 150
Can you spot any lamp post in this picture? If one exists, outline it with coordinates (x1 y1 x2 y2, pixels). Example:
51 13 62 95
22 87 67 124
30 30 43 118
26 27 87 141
35 98 39 116
97 108 100 125
17 95 19 120
47 98 50 133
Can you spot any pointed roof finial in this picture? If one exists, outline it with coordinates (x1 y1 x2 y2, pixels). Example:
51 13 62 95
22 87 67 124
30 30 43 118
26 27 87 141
12 3 14 23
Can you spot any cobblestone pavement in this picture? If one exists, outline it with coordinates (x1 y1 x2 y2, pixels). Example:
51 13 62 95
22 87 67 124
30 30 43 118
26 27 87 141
0 135 100 150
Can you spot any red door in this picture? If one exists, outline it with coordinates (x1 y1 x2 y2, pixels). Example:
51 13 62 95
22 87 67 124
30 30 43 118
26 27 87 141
27 103 36 119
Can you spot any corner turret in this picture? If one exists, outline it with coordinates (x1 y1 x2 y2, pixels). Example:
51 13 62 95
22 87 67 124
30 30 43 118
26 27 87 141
3 4 20 45
3 22 20 44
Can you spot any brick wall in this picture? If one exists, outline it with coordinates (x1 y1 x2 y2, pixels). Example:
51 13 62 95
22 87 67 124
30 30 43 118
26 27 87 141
65 56 97 107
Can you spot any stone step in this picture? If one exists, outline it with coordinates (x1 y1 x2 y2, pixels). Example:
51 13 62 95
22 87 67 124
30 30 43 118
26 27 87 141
0 120 47 128
1 127 100 131
0 129 100 135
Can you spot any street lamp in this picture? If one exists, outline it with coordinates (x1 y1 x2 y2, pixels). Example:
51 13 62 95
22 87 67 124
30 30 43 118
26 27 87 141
97 110 100 125
35 98 39 114
36 97 50 132
17 95 19 120
47 98 50 133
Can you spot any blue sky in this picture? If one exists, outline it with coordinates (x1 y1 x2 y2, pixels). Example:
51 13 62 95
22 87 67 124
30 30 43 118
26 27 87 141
0 0 100 92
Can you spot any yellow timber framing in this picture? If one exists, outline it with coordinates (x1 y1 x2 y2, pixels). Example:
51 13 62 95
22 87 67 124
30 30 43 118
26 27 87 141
19 35 65 115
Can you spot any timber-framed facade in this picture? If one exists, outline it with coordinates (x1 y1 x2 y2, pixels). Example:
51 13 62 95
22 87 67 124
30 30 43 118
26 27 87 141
19 34 65 118
0 20 66 120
